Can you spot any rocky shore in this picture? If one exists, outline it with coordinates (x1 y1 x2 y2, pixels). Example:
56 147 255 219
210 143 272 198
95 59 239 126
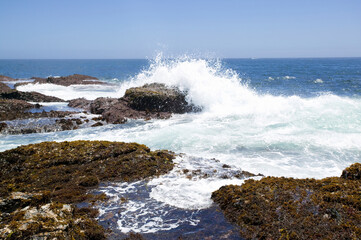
0 75 198 135
212 163 361 239
0 141 175 239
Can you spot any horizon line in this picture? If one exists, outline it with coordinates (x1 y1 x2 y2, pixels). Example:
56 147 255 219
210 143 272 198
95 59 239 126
0 56 361 60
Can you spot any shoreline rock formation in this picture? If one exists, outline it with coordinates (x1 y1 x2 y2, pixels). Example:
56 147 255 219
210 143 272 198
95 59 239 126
212 163 361 239
0 140 175 239
14 74 105 87
69 83 201 124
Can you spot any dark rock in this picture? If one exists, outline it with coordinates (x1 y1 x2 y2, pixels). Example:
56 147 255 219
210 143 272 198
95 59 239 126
69 83 200 124
0 90 65 102
0 122 7 132
0 99 34 113
68 98 92 111
16 74 104 87
91 122 103 127
341 163 361 180
100 98 172 124
212 164 361 240
90 97 120 114
0 75 16 82
124 83 197 113
0 82 12 94
0 99 75 121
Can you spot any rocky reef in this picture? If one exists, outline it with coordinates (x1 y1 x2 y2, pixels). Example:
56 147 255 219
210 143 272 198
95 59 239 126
212 163 361 239
69 83 200 124
15 74 105 87
0 140 175 239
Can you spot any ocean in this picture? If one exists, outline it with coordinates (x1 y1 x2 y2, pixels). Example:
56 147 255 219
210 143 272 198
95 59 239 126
1 57 361 237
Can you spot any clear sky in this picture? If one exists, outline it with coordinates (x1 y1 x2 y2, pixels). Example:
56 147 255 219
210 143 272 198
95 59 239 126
0 0 360 59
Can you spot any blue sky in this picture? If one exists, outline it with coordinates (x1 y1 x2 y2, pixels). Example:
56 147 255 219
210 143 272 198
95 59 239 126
0 0 360 59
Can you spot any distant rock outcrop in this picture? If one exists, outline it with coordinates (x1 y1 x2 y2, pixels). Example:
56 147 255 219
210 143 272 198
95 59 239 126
15 74 105 87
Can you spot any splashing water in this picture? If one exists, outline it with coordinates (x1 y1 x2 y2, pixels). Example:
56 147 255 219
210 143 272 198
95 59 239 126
2 57 361 234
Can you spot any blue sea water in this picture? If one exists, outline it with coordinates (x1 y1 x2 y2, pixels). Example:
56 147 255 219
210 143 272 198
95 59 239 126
1 57 361 236
1 58 361 97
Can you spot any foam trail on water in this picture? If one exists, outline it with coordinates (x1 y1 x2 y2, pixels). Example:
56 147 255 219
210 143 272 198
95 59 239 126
17 83 120 100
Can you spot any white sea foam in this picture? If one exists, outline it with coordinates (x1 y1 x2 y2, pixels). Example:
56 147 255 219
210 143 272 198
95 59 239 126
283 76 296 79
314 78 324 83
16 83 120 100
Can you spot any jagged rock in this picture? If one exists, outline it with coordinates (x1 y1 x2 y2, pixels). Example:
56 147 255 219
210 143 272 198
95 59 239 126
68 98 92 111
90 97 120 114
124 83 197 113
212 164 361 240
15 74 104 87
0 99 34 113
100 98 172 124
0 90 65 102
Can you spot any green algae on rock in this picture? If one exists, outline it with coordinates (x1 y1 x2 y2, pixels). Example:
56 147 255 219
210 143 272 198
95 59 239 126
0 140 175 239
211 163 361 240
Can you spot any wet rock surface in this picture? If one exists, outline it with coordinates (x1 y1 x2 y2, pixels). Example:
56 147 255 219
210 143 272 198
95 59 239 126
69 83 200 124
0 98 74 121
212 163 361 239
0 90 65 102
124 83 198 113
15 74 105 87
0 141 175 239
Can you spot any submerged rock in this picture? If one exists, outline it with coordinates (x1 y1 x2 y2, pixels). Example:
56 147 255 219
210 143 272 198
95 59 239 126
15 74 104 87
0 140 175 239
212 163 361 239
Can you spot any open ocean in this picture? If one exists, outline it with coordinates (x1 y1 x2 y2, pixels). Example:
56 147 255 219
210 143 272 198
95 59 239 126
1 57 361 237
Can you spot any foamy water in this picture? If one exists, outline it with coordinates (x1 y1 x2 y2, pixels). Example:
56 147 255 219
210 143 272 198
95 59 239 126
2 57 361 234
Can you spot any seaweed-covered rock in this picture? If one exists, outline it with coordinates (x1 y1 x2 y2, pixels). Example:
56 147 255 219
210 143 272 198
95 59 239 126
212 164 361 239
124 83 197 113
0 141 175 239
341 163 361 180
15 74 104 87
0 90 64 102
